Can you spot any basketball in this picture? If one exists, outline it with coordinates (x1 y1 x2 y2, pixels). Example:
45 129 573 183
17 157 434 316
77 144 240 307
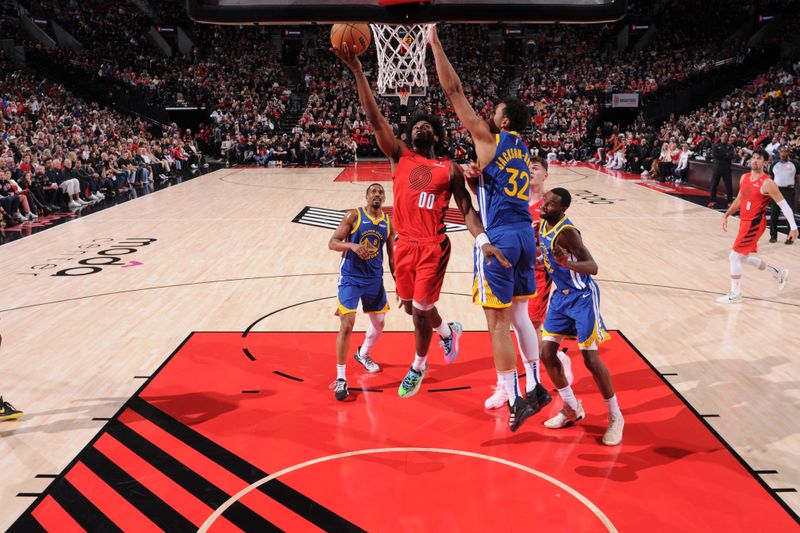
330 23 371 55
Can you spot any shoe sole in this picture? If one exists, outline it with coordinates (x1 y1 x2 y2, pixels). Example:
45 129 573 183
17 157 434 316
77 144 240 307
0 413 23 421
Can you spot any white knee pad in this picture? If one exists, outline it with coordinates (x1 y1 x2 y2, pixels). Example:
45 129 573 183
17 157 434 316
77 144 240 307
729 251 743 276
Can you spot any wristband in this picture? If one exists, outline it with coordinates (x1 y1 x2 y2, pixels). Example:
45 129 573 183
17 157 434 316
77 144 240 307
476 233 491 247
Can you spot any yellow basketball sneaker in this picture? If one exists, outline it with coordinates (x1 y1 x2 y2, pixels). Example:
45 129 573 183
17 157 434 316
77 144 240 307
0 397 23 421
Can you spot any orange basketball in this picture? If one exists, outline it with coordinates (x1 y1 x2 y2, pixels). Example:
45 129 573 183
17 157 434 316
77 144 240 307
330 23 371 55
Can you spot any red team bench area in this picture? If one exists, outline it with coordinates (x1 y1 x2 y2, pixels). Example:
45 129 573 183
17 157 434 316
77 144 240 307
12 331 798 531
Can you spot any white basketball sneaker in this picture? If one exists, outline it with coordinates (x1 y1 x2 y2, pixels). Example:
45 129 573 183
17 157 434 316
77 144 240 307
716 292 743 304
603 414 624 446
776 268 789 292
544 400 585 429
484 383 508 410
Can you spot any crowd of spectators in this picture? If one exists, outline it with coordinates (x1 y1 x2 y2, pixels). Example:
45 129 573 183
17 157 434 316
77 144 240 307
1 0 798 220
588 61 800 180
0 63 207 227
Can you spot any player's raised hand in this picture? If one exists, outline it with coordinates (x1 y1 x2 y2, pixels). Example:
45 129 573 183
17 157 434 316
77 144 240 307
427 24 440 46
331 42 362 72
482 244 511 268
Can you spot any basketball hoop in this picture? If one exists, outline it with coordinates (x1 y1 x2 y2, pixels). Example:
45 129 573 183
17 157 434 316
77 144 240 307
370 23 434 98
398 87 410 107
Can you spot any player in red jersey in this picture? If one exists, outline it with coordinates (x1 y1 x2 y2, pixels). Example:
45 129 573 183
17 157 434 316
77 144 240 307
717 148 797 304
479 156 573 409
333 43 509 398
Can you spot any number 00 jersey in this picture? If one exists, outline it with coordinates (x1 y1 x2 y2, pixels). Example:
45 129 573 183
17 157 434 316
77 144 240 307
477 131 534 232
392 148 453 241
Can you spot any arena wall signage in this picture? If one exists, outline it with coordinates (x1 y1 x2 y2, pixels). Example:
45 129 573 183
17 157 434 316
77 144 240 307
611 93 639 108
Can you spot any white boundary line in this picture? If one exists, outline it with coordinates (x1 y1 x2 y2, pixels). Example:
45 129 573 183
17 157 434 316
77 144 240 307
198 447 617 532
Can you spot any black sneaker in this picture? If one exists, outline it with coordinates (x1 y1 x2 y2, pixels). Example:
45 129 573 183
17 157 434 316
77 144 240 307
508 396 534 432
769 237 778 243
527 383 553 414
330 379 349 401
0 397 23 421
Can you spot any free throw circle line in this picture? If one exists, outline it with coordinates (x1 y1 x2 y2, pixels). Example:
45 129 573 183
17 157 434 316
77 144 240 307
198 447 617 532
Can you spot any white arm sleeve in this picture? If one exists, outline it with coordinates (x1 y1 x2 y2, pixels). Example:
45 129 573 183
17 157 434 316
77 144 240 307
777 199 798 231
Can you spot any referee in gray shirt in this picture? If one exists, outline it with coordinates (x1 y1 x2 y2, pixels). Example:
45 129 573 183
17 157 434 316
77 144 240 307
769 145 798 244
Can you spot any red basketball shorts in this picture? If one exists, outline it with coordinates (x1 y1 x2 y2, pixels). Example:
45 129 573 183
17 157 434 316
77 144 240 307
394 235 451 304
528 267 552 326
733 216 766 255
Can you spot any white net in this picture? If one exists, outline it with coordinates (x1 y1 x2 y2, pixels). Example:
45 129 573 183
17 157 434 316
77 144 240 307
369 23 434 96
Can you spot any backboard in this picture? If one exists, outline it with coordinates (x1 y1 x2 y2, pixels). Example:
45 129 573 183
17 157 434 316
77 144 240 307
186 0 628 25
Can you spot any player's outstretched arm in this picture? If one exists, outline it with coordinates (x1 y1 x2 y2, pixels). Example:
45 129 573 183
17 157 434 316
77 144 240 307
428 26 495 166
329 209 369 259
553 228 598 275
462 161 481 194
763 178 799 240
450 164 510 268
331 43 403 162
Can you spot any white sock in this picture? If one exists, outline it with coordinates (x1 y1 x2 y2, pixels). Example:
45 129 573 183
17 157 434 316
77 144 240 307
510 300 540 392
765 263 780 276
435 321 451 338
525 361 540 392
336 364 346 380
412 354 427 372
730 278 741 295
498 369 520 406
361 314 384 356
557 385 579 410
605 394 622 418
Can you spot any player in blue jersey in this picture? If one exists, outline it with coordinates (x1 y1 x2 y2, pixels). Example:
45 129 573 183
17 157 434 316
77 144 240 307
538 187 624 446
328 183 395 401
430 27 546 432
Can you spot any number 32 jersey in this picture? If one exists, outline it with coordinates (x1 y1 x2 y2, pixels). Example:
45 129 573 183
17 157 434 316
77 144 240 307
477 131 534 232
392 148 453 240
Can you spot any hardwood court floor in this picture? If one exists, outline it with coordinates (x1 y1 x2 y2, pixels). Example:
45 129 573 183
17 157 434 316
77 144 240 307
1 164 798 529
